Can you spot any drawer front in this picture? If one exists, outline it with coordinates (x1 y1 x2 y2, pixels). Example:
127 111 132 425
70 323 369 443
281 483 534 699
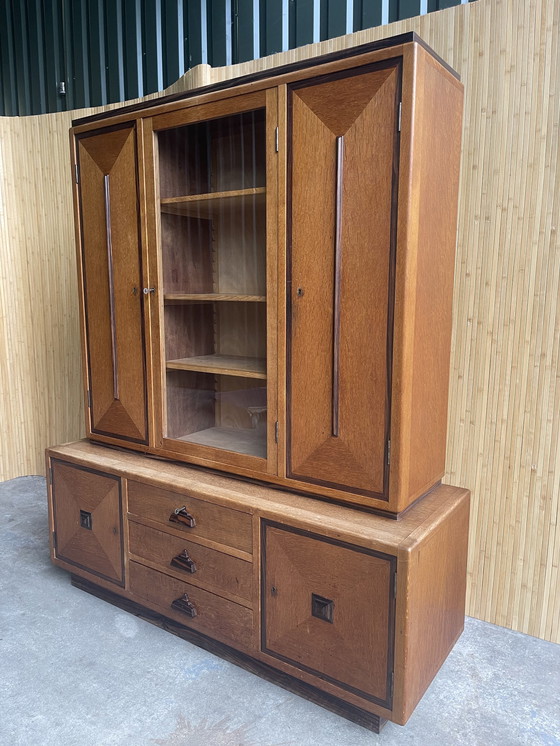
129 561 253 650
262 521 395 707
129 521 253 603
127 480 252 553
51 460 124 585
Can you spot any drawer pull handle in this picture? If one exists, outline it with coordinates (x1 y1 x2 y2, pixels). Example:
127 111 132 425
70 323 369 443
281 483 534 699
169 506 196 528
170 550 197 574
171 593 197 618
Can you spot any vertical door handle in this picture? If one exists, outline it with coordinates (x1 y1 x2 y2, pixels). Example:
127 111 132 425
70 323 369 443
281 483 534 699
332 135 344 438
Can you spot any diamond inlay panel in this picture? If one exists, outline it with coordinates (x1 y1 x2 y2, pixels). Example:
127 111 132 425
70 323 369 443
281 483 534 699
51 460 124 585
262 522 395 706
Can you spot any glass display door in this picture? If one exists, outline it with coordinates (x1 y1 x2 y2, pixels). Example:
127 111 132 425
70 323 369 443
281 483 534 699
151 93 273 465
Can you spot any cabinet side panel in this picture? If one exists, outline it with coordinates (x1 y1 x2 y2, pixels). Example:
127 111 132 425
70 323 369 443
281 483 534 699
409 52 463 500
394 490 469 724
394 49 464 509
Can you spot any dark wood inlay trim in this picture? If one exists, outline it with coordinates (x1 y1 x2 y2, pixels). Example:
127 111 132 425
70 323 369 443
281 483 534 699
72 32 459 127
332 134 344 438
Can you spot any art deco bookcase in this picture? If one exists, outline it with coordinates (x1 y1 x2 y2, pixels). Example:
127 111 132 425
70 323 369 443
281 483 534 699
46 32 469 732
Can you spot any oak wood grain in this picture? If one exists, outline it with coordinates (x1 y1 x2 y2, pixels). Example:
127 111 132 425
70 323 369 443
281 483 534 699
128 561 253 651
51 460 123 584
390 44 464 512
393 491 470 724
127 478 253 553
263 523 394 706
128 520 253 604
288 64 399 497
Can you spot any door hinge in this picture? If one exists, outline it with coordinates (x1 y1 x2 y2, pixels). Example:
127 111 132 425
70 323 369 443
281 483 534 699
48 466 53 485
392 569 397 599
387 439 391 465
390 671 395 698
274 421 279 443
74 163 79 183
87 389 92 408
52 531 57 550
274 126 279 153
397 102 402 133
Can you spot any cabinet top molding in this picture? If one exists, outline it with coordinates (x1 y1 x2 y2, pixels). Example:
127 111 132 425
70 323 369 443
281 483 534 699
72 32 459 128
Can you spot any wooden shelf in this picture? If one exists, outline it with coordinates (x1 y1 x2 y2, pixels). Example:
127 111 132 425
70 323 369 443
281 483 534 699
161 188 266 218
164 293 266 304
166 354 266 379
176 426 267 458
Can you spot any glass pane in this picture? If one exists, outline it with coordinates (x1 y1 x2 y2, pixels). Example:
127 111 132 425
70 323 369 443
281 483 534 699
157 108 267 459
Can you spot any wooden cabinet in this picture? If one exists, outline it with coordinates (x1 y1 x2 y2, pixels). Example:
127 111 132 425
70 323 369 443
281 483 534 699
50 33 469 733
69 34 463 515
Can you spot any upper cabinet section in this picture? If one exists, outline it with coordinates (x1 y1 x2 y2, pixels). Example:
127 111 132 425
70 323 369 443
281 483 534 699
74 124 148 445
71 36 463 514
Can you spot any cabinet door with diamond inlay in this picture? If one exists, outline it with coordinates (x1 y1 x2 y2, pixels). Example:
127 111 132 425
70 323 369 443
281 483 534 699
51 460 124 585
76 123 148 444
262 522 395 708
287 62 400 498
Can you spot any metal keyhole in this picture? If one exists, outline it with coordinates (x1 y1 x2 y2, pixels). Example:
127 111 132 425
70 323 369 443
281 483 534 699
271 586 278 597
296 288 304 297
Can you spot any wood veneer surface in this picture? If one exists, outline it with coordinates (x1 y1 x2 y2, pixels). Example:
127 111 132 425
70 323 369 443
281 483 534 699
128 520 253 604
263 524 393 705
51 460 123 584
288 64 398 497
127 478 253 554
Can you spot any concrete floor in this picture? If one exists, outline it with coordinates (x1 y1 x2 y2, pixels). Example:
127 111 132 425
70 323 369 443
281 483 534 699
1 475 559 746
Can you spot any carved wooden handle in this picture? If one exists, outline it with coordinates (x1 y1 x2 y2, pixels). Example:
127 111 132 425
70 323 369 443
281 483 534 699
171 593 197 618
170 549 197 574
169 506 196 528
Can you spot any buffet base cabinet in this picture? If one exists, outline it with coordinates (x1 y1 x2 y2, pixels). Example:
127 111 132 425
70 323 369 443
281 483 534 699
47 440 469 732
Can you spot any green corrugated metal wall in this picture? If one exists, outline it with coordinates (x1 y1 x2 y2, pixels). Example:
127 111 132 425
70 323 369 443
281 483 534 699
0 0 472 115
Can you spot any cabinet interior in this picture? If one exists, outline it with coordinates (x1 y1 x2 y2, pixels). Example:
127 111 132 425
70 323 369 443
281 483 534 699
157 108 267 459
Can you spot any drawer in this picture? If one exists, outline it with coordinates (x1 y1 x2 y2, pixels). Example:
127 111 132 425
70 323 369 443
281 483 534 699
129 561 253 651
51 460 124 586
129 521 253 603
262 521 396 708
127 480 252 553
